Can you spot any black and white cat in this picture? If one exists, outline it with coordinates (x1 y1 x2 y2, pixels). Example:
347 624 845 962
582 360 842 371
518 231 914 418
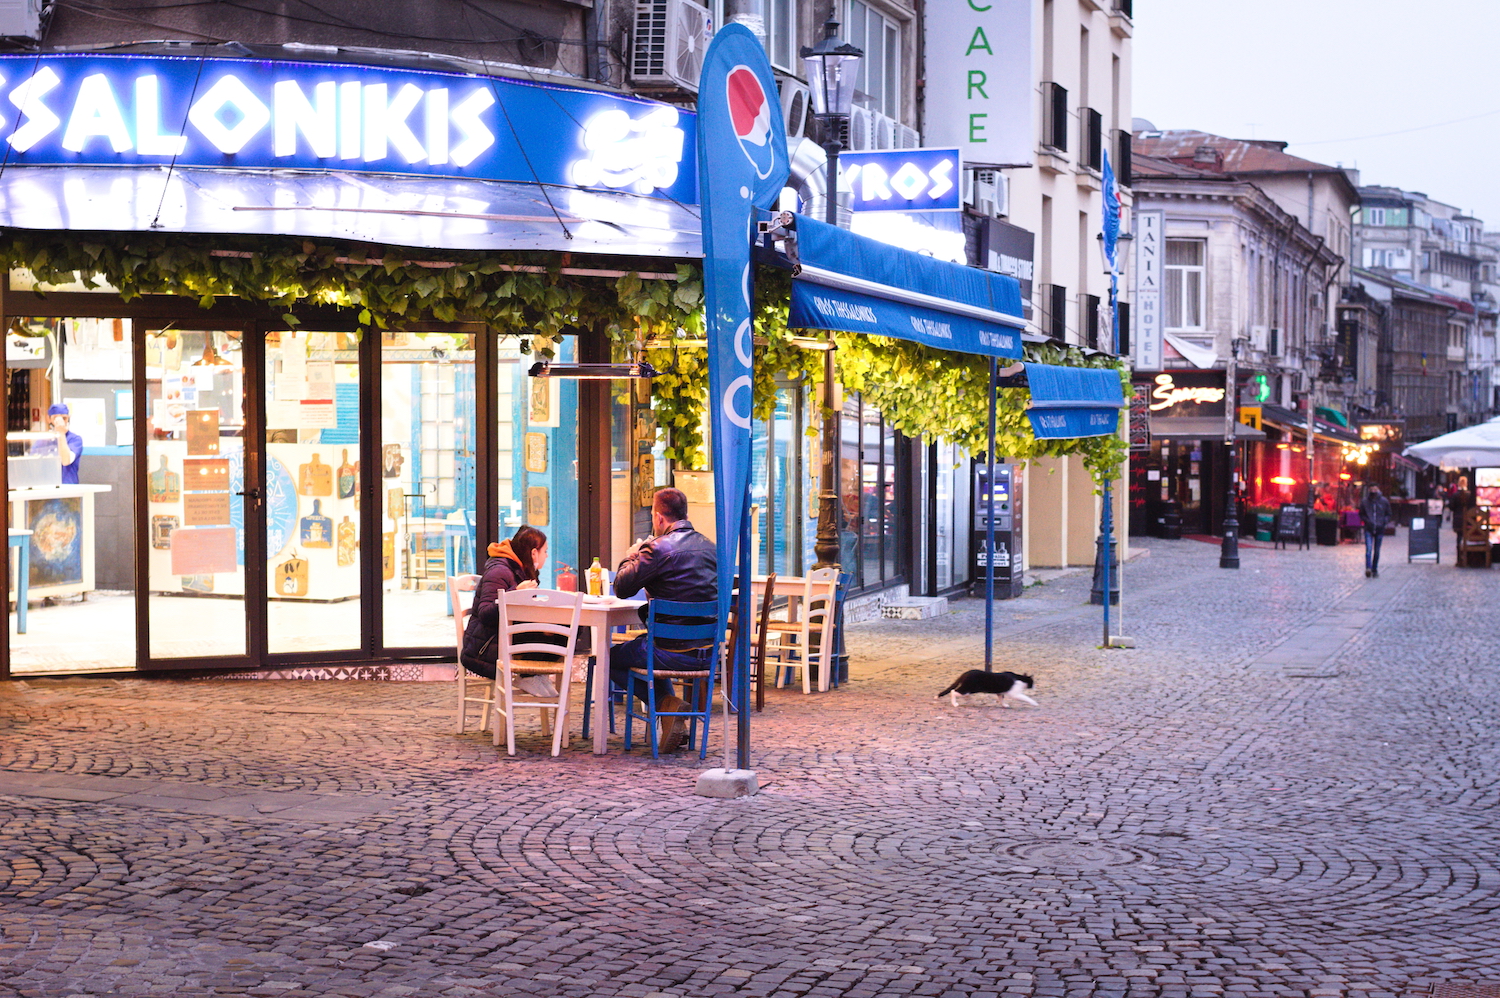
935 670 1038 708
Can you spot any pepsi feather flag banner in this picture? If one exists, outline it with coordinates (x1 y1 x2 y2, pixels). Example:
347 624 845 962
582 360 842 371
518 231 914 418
696 25 788 765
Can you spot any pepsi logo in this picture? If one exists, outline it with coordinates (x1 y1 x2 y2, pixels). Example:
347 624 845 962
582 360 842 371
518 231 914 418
726 65 775 181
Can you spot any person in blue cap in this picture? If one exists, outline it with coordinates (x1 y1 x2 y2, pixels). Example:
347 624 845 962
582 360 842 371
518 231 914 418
48 403 83 485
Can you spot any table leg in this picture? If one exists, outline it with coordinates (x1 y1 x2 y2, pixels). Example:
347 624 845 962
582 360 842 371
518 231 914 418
16 543 28 636
592 621 610 755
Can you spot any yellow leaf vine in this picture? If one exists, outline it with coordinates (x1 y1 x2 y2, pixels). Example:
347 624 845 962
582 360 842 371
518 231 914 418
1 230 1125 485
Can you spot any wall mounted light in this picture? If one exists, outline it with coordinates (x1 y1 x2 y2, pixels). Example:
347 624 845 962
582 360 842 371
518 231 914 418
528 361 657 380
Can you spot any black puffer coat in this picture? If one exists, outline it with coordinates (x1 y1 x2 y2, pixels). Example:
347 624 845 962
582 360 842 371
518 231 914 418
459 552 527 677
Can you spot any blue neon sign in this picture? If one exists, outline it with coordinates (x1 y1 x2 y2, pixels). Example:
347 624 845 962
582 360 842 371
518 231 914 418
0 54 697 203
840 147 961 213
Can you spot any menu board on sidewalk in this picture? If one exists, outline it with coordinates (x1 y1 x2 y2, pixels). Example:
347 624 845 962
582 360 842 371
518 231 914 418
1275 504 1307 549
1408 517 1440 562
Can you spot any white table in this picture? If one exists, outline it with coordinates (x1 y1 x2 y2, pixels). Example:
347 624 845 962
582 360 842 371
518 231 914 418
579 597 647 754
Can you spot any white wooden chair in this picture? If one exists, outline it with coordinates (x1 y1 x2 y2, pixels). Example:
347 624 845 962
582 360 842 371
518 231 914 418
765 568 839 693
495 588 585 756
448 574 494 735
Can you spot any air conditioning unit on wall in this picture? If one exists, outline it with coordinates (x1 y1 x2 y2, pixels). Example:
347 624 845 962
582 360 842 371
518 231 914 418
971 169 1006 218
847 107 873 151
630 0 712 92
780 78 811 138
0 0 40 37
895 124 920 149
871 112 896 150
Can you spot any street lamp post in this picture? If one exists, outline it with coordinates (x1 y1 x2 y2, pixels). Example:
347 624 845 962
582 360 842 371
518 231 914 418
802 15 862 573
1220 338 1243 569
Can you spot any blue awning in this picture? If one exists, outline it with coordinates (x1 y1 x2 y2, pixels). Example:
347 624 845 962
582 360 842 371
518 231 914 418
787 216 1025 359
789 280 1022 358
1023 363 1125 439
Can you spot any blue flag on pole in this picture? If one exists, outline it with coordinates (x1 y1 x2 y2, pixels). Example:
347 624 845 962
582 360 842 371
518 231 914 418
696 25 790 701
1102 150 1120 272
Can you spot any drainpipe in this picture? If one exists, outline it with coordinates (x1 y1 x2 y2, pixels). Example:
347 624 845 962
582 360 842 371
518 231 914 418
583 4 606 84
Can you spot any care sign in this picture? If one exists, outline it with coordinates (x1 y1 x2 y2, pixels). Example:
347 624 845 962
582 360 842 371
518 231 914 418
839 148 961 212
921 0 1033 168
0 54 696 201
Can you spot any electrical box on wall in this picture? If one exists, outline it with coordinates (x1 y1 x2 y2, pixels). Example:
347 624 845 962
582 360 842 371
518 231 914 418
0 0 41 38
971 463 1024 600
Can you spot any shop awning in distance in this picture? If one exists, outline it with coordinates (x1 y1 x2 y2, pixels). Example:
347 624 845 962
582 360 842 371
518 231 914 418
1022 363 1126 439
1260 404 1362 445
1150 417 1266 441
788 216 1025 359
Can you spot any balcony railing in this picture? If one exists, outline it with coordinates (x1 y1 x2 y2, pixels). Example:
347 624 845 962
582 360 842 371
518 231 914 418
1081 108 1103 172
1042 82 1068 152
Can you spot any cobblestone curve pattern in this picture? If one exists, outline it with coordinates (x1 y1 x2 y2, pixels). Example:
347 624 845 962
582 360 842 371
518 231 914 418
0 538 1497 997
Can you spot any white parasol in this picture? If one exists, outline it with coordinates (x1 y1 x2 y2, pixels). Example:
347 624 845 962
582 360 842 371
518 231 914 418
1405 417 1500 468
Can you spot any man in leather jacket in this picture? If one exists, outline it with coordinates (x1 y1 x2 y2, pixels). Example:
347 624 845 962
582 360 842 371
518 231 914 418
611 487 717 751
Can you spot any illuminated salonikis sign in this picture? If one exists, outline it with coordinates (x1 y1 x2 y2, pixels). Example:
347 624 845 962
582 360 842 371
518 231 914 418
0 54 696 201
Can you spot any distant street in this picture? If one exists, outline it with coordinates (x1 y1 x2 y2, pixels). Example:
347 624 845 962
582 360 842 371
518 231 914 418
2 534 1497 998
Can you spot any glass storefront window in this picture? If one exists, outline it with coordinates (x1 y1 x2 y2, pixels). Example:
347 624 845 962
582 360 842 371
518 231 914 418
7 317 137 673
146 328 248 660
259 330 361 653
498 338 578 590
750 386 802 579
380 331 476 649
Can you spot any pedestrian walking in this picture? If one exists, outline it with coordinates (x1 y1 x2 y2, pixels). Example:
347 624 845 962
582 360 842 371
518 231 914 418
1360 485 1392 578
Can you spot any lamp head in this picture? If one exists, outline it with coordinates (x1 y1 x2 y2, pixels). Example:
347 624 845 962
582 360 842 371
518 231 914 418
800 17 863 120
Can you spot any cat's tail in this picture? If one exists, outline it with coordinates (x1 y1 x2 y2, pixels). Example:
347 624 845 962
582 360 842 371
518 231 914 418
935 681 960 698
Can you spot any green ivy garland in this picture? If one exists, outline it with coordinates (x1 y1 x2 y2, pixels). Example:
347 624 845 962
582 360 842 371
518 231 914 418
1 229 1125 483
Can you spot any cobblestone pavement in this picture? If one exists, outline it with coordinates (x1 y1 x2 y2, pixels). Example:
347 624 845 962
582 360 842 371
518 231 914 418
2 535 1498 998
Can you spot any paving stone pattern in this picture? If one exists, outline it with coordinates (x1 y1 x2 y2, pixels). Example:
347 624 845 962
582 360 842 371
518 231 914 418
1 535 1498 998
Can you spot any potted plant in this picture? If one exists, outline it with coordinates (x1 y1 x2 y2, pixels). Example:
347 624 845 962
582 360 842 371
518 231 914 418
1247 505 1279 542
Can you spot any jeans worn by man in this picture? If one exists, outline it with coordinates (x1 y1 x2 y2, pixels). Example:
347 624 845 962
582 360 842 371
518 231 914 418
611 488 718 751
1360 486 1392 578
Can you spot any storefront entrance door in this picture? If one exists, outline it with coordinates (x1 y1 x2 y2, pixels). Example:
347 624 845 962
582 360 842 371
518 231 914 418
143 327 266 667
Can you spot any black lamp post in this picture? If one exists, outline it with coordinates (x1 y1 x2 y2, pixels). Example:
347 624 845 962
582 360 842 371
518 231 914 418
1220 338 1244 569
802 15 861 572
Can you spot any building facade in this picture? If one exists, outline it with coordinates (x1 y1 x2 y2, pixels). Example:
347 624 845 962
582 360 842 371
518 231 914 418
2 0 1122 676
979 0 1134 568
1131 131 1359 417
1352 186 1498 436
1126 141 1346 534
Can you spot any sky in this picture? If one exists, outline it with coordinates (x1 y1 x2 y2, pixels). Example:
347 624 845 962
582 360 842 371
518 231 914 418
1131 0 1500 224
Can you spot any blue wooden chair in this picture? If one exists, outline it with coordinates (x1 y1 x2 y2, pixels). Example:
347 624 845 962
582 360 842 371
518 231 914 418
622 598 722 759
